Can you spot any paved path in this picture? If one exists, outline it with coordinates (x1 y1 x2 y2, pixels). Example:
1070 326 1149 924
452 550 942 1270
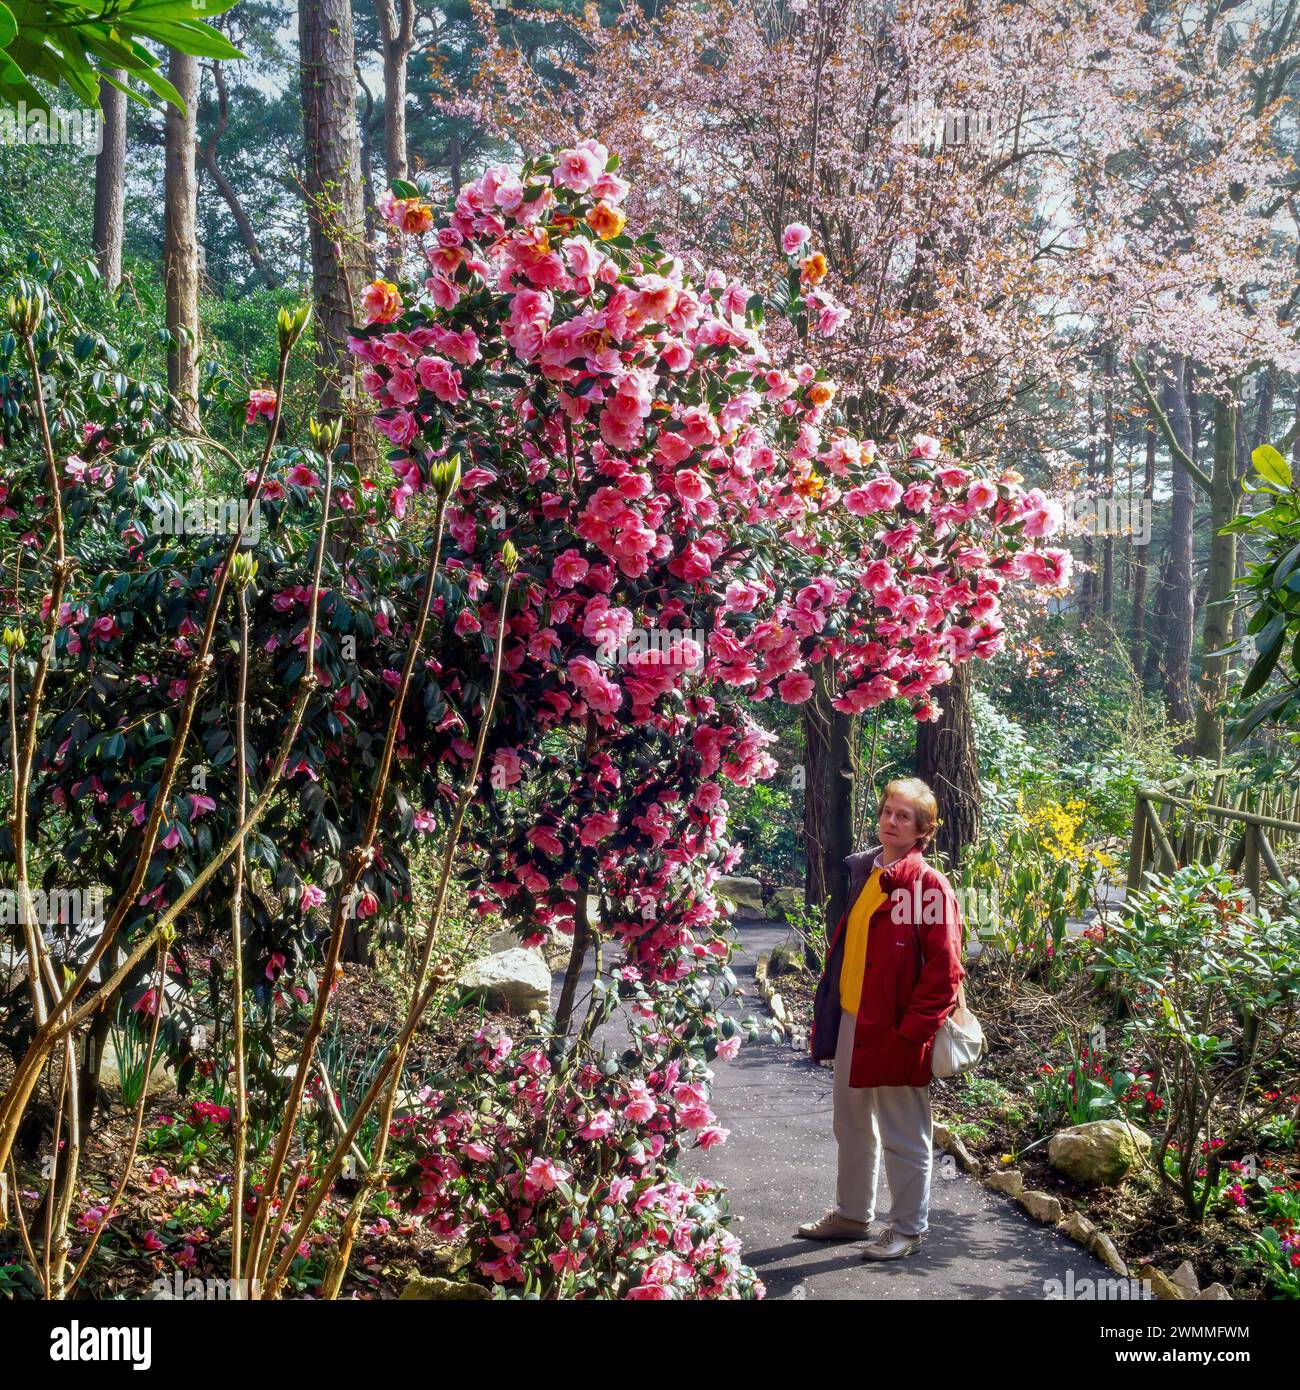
672 918 1112 1299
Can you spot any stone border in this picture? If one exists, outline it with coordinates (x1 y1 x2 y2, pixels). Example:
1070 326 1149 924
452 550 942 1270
930 1125 1231 1301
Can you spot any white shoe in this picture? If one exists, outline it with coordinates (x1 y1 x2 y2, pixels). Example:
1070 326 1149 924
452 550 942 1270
860 1226 923 1260
795 1209 874 1241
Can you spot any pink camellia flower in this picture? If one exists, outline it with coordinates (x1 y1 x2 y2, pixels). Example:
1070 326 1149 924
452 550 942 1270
299 883 326 912
245 388 277 425
362 279 402 325
522 1155 570 1200
777 671 815 703
782 222 812 255
417 354 465 403
492 747 523 788
355 890 379 919
143 1229 164 1252
552 549 589 588
910 433 941 460
967 478 998 510
578 1109 615 1140
76 1205 109 1233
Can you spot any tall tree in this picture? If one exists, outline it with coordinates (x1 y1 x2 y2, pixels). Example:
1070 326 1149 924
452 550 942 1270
299 0 376 470
163 51 201 433
375 0 416 184
91 69 127 290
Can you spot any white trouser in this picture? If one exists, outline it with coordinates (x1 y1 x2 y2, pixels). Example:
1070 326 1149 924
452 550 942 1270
832 1008 933 1236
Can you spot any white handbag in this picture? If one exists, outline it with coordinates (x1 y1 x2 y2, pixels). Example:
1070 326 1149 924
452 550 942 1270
929 980 985 1079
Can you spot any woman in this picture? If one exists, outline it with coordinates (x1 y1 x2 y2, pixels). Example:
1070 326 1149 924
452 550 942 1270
796 777 964 1260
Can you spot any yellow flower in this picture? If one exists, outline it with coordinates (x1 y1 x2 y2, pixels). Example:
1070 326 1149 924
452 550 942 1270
799 251 828 285
586 201 626 241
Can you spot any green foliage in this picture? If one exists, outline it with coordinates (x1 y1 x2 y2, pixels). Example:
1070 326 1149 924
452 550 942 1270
959 797 1106 984
1225 442 1300 744
0 0 242 113
1094 863 1300 1221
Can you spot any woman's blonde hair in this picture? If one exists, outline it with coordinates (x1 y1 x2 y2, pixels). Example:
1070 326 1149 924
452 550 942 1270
877 777 939 852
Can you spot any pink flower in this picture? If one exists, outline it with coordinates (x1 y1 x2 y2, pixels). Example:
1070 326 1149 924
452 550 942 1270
782 222 812 255
362 279 402 325
777 671 815 703
299 883 326 912
245 388 277 425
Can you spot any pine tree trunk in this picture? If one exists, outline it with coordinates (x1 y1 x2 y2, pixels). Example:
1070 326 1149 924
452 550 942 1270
92 70 127 291
802 664 854 932
163 51 201 434
1157 360 1195 739
1194 395 1238 762
299 0 378 473
914 661 980 872
1130 424 1155 676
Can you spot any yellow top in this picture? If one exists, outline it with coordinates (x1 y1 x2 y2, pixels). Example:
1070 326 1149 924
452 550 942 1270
839 867 885 1015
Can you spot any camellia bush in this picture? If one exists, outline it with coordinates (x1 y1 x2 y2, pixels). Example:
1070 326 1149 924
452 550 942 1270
0 140 1071 1299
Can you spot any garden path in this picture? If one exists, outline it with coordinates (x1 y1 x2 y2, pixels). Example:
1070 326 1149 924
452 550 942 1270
558 916 1113 1300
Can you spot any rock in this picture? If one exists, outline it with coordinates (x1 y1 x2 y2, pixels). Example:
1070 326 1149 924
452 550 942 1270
399 1275 490 1301
933 1123 979 1173
1137 1264 1185 1301
1019 1190 1064 1224
1057 1211 1097 1246
986 1169 1024 1199
768 993 787 1025
486 927 541 954
1090 1231 1128 1277
715 875 765 920
456 948 551 1014
767 886 803 922
1048 1119 1152 1186
767 940 808 978
1196 1283 1231 1301
1170 1260 1200 1299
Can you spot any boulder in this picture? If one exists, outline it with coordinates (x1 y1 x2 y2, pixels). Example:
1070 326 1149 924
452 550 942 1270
1137 1264 1185 1301
399 1275 490 1301
714 875 765 920
1047 1119 1151 1186
456 948 551 1014
1019 1190 1064 1224
768 993 787 1025
767 886 803 922
767 940 809 978
1057 1211 1097 1246
1170 1260 1200 1299
932 1123 979 1174
986 1169 1024 1199
1196 1283 1231 1301
1090 1231 1128 1277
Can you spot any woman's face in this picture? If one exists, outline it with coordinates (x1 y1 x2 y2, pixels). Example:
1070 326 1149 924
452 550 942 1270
878 795 920 854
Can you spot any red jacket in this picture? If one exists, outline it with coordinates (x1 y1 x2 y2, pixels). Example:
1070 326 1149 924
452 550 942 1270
810 845 964 1087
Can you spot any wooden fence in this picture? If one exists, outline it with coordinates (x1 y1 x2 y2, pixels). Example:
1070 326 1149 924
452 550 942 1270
1128 767 1300 902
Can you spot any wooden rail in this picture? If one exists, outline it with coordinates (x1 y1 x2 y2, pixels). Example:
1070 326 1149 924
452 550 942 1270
1128 767 1300 901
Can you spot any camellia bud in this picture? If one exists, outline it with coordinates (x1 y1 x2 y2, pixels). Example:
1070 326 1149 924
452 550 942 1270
308 417 343 457
501 539 519 573
6 290 44 338
429 451 462 499
2 626 25 655
276 303 312 352
229 552 259 591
